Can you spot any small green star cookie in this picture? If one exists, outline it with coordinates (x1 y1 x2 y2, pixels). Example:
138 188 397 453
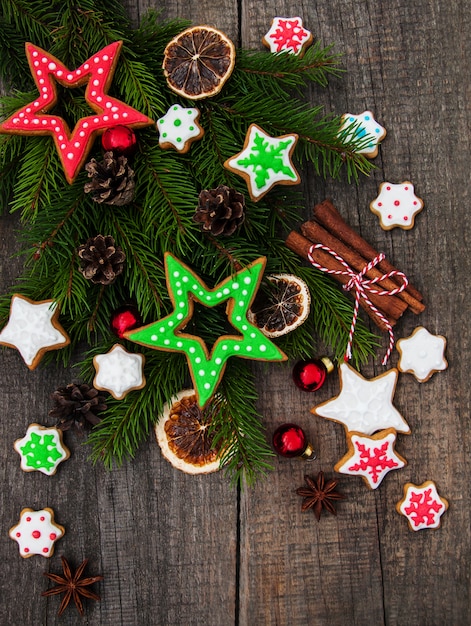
14 424 70 475
224 123 300 201
125 253 287 407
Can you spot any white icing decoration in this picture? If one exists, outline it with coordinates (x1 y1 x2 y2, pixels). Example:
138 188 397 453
340 110 386 157
398 482 448 530
397 326 447 382
9 508 64 557
370 181 424 230
313 362 410 435
0 296 69 368
157 104 203 152
93 344 145 400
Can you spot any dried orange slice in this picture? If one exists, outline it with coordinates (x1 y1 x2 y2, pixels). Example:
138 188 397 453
162 26 236 100
247 274 311 338
155 389 222 474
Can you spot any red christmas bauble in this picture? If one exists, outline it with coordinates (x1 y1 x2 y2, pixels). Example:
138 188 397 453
272 423 315 459
292 357 334 392
102 125 137 157
110 305 142 338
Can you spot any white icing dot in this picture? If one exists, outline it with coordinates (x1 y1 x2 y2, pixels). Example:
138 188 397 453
76 70 81 76
259 345 267 352
238 301 245 307
103 55 109 61
168 321 174 327
164 339 170 345
222 345 228 351
93 79 100 86
51 119 56 125
177 341 183 348
42 94 48 99
242 290 248 296
151 334 157 341
123 112 128 118
250 333 256 338
23 119 29 124
173 271 180 278
60 144 66 149
216 292 222 298
159 327 165 333
211 370 217 376
34 61 40 67
246 346 252 352
83 122 89 128
67 153 74 160
242 325 248 331
56 70 63 77
223 288 230 295
74 141 80 148
206 295 212 301
244 277 251 284
189 347 196 353
97 97 103 104
176 313 184 320
55 126 61 132
215 358 222 365
234 345 240 351
67 74 73 81
113 114 119 120
195 357 201 364
79 131 85 137
83 63 89 70
41 87 48 92
204 383 211 390
18 112 25 118
111 106 118 112
48 62 56 71
91 91 97 97
232 282 239 289
39 79 45 85
33 119 39 124
235 316 242 322
198 291 204 297
177 290 183 296
32 51 38 57
93 118 99 123
175 282 181 287
12 118 19 124
41 57 47 63
179 302 185 308
198 369 205 376
98 68 104 74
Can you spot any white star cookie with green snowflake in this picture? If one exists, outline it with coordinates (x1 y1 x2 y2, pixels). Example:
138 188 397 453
311 362 410 436
0 295 70 369
157 104 204 153
93 343 146 400
224 123 300 201
14 424 70 475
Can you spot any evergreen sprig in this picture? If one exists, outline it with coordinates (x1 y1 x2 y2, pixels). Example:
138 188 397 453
0 0 381 483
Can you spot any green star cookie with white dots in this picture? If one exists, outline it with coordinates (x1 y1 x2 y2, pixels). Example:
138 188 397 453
125 253 287 407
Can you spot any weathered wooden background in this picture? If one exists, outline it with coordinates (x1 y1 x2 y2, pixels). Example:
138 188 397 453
1 1 470 624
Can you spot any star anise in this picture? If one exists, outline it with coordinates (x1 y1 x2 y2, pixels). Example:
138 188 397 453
42 556 104 616
296 471 347 521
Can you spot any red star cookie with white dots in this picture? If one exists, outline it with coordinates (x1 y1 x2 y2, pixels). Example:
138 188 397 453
0 41 153 183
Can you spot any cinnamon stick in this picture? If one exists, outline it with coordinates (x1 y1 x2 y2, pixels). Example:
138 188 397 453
300 220 425 315
285 230 397 330
313 199 424 303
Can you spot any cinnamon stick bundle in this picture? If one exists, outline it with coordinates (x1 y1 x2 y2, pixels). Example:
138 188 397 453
285 199 425 332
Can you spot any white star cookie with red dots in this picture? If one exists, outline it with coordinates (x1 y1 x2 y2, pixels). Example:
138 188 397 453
262 17 313 56
370 181 424 230
9 508 64 558
334 428 406 489
396 326 447 382
93 343 146 400
0 295 70 369
157 104 204 153
396 481 449 531
339 110 386 158
311 362 410 436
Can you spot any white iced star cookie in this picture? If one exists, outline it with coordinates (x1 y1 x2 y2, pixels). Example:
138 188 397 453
9 507 64 558
339 110 386 158
157 104 204 153
396 326 447 382
334 428 407 489
14 423 70 475
93 343 146 400
224 124 300 201
0 295 70 369
262 17 313 57
311 362 410 436
370 181 424 230
396 481 449 531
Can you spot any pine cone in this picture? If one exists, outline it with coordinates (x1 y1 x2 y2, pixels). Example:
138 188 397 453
77 234 126 285
49 383 107 433
84 151 135 206
193 185 245 236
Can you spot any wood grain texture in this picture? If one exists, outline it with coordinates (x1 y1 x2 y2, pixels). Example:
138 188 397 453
1 0 470 624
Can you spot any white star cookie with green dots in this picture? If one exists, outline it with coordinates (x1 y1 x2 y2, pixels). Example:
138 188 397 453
93 343 146 400
157 104 204 153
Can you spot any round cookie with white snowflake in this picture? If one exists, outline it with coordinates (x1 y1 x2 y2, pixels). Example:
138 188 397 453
14 423 69 475
262 17 313 57
0 294 70 370
396 481 449 531
370 181 424 230
9 507 64 558
157 104 204 153
224 124 300 202
396 326 447 382
93 343 146 400
339 110 386 159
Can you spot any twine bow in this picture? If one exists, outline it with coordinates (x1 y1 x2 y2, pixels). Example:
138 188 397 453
307 243 409 365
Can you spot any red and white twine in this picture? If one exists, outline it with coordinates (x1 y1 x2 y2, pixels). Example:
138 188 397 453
307 243 409 365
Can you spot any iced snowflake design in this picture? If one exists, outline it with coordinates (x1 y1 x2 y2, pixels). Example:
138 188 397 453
339 110 386 158
335 429 406 489
157 104 203 153
397 481 448 530
263 17 312 55
397 326 447 382
9 508 64 558
93 343 145 400
14 424 69 475
224 124 299 201
312 362 410 436
370 182 424 230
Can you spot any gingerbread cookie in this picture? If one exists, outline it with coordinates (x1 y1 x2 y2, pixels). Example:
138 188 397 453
370 182 424 230
224 124 300 201
396 481 449 530
125 253 287 408
396 326 447 382
9 508 64 558
14 424 70 475
157 104 204 153
311 362 410 436
334 428 406 489
0 295 70 370
262 17 313 56
339 110 386 158
0 41 153 183
93 343 146 400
